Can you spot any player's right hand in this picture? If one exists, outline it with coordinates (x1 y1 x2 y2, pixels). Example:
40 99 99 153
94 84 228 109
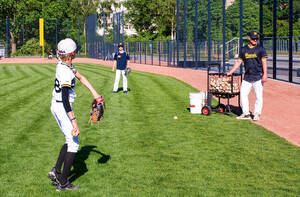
71 127 80 136
71 121 80 136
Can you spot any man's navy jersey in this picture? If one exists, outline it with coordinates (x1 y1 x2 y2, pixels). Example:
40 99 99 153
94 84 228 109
238 44 268 82
114 51 130 70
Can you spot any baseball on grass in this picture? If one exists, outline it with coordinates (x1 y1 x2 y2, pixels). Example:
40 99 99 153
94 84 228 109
173 116 178 120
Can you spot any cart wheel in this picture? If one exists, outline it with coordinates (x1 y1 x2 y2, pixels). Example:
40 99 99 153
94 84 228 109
226 105 231 112
202 106 211 116
217 104 226 113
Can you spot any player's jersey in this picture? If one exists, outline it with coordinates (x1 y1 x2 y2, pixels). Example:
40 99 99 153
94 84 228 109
114 51 130 70
52 61 77 103
238 44 268 82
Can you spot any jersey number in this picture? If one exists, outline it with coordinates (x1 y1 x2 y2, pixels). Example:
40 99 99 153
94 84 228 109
54 78 61 93
54 78 75 93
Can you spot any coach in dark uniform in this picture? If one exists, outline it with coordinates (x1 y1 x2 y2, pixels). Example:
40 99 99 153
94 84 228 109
227 31 268 121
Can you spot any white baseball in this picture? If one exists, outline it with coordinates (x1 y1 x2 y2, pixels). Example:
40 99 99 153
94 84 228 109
173 116 178 120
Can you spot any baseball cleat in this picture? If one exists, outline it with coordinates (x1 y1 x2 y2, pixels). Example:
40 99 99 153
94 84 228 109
56 181 80 191
236 113 251 120
48 167 60 186
253 113 260 121
123 91 128 95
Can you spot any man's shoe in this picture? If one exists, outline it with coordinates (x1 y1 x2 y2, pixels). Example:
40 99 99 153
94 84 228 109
123 91 128 95
253 113 260 121
48 167 60 186
236 113 251 120
113 91 117 94
56 181 80 191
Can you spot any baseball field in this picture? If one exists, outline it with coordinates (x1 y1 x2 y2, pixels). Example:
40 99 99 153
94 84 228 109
0 63 300 196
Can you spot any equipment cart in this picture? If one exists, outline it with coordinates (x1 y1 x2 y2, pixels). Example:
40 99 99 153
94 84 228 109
201 63 242 116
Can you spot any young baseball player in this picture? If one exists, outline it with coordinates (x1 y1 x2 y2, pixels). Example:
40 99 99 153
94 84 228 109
48 38 103 191
227 31 268 121
112 42 130 94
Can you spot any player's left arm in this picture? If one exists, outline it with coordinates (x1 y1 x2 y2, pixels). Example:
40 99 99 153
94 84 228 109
126 53 130 68
75 71 101 99
262 57 268 82
261 47 268 82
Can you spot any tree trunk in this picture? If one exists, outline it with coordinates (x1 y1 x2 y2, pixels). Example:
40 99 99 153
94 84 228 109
84 21 86 55
10 32 16 55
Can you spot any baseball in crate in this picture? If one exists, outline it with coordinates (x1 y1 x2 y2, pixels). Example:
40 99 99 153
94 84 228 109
208 73 241 98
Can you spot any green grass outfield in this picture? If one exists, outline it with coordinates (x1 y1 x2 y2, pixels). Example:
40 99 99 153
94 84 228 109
0 63 299 197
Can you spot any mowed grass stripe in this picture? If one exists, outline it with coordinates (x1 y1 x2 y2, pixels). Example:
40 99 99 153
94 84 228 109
1 64 14 78
0 64 54 87
0 77 51 121
0 64 32 85
0 63 300 196
75 64 112 79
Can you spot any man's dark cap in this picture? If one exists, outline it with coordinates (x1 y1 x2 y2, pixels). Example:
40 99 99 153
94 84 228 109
247 31 259 39
118 42 124 47
76 44 82 52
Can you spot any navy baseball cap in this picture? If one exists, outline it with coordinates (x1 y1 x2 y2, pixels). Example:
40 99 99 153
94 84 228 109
247 31 259 39
118 42 124 47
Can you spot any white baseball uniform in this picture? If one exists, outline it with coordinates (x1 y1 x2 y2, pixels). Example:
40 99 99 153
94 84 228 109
50 61 79 153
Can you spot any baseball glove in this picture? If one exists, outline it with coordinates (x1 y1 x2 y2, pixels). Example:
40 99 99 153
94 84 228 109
89 96 105 124
125 67 131 77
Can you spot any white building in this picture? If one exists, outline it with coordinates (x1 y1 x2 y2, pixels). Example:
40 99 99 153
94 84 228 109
97 0 137 37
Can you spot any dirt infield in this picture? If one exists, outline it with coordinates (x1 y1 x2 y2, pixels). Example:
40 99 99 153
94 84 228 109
1 57 300 147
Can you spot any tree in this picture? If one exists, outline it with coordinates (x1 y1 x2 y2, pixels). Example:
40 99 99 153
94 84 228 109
0 0 71 55
123 0 176 40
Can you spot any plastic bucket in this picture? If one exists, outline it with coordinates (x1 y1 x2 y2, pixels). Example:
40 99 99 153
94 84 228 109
189 92 207 114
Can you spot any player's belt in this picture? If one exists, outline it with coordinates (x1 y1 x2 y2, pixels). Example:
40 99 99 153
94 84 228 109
56 100 73 104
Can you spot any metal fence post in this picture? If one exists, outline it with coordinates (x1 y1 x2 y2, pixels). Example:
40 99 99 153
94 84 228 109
259 0 263 47
103 13 106 59
118 12 120 44
183 0 187 67
159 40 161 66
134 42 136 63
173 40 176 66
6 18 10 57
239 0 243 74
113 14 115 44
273 0 277 79
208 0 211 65
22 18 24 55
176 0 179 67
144 41 146 64
217 40 220 62
195 0 198 68
222 0 226 72
139 42 141 64
128 42 130 59
289 0 293 82
122 11 124 43
167 40 170 66
78 18 81 55
151 40 153 65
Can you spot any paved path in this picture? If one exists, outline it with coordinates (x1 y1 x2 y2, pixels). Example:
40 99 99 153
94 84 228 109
1 57 300 147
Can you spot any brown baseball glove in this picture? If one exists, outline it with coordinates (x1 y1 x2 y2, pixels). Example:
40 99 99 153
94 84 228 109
89 96 105 124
